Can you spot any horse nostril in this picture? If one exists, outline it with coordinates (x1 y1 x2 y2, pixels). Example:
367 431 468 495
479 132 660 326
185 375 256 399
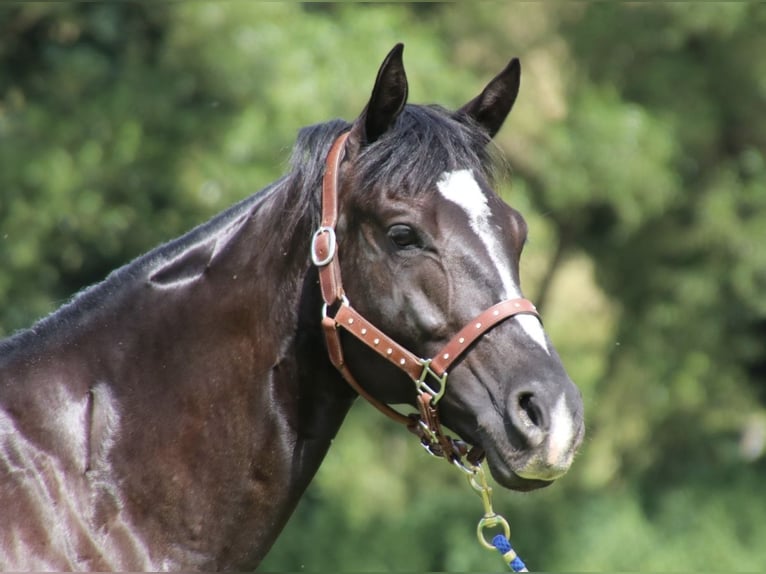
518 392 543 429
509 391 547 449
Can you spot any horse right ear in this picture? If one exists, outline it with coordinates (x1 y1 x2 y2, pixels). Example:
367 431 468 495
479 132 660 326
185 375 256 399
350 43 408 148
457 57 521 139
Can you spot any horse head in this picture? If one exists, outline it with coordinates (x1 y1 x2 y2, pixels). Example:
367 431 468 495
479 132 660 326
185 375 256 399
322 44 584 491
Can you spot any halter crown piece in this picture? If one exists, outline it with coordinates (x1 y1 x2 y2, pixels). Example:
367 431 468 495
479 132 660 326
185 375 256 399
311 131 540 468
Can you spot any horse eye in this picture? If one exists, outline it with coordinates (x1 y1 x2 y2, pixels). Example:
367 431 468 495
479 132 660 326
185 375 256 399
387 224 420 249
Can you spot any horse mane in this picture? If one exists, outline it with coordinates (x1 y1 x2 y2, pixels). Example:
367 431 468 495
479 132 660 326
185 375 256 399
278 118 351 234
0 105 502 357
0 185 278 356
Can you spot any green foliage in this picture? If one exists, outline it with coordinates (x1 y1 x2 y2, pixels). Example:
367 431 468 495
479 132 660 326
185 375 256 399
2 2 765 571
543 474 766 571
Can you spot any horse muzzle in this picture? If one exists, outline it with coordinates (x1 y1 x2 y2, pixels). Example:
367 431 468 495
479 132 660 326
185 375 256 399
480 383 585 490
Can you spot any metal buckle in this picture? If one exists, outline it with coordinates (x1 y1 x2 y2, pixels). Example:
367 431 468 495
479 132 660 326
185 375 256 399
311 226 336 267
416 359 448 404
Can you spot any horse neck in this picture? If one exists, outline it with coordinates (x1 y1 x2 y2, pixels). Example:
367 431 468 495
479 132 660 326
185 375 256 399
255 179 358 447
231 179 357 439
169 178 363 566
0 179 356 569
123 177 358 465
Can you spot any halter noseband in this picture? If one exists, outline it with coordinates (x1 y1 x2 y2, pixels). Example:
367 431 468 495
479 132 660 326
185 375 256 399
311 131 540 466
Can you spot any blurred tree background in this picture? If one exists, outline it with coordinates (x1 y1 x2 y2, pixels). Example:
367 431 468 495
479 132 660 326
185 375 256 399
1 2 764 571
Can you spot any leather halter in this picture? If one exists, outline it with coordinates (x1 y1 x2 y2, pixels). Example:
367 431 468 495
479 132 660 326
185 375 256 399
311 131 541 464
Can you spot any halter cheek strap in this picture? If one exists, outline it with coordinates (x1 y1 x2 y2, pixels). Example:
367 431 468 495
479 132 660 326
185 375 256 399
311 131 540 465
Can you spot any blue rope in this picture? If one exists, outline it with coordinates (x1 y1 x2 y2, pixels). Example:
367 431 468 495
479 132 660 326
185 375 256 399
492 534 528 572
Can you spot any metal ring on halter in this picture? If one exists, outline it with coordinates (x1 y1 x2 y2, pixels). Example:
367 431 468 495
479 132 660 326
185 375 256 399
321 294 350 322
311 226 337 267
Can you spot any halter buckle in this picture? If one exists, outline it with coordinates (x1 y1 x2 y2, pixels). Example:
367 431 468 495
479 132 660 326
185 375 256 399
416 359 447 404
311 226 337 267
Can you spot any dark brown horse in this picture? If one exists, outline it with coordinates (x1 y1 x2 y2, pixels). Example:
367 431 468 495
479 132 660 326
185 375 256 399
0 44 583 569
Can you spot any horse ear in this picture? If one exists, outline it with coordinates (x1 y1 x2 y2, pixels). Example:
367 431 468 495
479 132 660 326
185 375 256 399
457 58 521 138
351 43 408 146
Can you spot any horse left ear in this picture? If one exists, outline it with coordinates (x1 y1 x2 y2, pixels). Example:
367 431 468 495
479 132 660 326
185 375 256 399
350 43 409 147
457 58 521 139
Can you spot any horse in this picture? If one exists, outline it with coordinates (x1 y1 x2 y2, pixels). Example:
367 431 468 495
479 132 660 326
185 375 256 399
0 44 584 570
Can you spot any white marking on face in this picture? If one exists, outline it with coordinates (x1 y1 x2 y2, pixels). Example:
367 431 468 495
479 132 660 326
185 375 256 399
516 314 550 354
437 170 516 297
437 169 549 354
546 394 575 467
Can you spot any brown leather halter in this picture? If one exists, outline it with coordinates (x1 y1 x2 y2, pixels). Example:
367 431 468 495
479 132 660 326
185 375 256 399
311 131 540 466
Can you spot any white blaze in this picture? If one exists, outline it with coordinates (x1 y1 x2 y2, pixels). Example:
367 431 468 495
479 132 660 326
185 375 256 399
436 169 549 353
546 394 576 467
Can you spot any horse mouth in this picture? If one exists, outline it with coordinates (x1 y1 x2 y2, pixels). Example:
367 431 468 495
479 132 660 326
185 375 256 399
483 453 555 492
457 414 579 492
482 423 582 491
452 427 553 492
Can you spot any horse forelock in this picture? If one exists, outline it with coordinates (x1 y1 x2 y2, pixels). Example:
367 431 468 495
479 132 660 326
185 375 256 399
281 105 502 226
355 105 500 198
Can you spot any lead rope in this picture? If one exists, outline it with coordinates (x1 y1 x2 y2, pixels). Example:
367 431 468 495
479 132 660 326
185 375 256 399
459 461 528 572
